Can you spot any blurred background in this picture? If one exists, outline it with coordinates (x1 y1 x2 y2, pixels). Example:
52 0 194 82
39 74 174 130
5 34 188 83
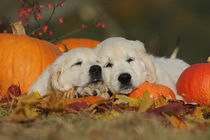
0 0 210 64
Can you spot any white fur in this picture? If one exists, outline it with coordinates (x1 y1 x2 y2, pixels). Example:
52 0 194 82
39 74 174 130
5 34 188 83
95 37 189 100
28 47 102 96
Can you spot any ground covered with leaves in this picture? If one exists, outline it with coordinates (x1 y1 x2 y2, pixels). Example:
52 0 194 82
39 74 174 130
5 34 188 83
0 85 209 140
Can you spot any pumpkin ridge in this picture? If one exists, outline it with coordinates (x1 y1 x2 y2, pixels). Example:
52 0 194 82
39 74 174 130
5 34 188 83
37 39 44 74
11 41 15 89
0 33 61 94
177 63 210 105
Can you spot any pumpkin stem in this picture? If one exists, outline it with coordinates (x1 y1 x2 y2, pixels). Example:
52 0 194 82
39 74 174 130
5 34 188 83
11 21 26 35
208 56 210 63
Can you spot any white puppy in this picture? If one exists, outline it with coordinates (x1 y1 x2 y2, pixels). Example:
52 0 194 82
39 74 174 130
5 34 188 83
28 47 104 97
94 37 189 100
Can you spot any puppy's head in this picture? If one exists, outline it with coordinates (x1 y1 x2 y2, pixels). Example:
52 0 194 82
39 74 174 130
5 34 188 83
50 47 103 93
95 37 156 94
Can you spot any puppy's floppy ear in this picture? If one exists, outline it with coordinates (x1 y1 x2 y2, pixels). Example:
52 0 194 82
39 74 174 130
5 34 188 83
139 51 157 83
49 64 66 93
130 40 157 83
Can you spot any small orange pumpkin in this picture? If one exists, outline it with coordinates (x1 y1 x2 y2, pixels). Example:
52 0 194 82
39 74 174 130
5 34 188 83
128 82 176 100
55 38 100 52
64 96 105 106
0 21 61 95
176 63 210 105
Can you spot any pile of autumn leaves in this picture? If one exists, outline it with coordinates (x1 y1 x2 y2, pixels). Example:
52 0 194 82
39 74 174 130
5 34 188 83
0 85 209 130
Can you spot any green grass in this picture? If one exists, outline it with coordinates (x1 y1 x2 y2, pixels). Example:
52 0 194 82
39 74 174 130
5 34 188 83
0 112 209 140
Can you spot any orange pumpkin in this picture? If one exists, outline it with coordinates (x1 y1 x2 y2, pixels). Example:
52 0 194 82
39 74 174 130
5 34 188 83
64 96 105 106
55 38 100 52
128 82 176 100
0 21 61 95
176 63 210 105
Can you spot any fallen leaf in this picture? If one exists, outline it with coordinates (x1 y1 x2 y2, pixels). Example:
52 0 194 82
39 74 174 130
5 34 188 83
67 102 89 111
185 106 210 125
147 101 196 117
138 91 154 112
29 91 41 98
39 94 66 111
115 92 154 112
0 85 21 102
162 112 187 129
93 110 120 120
153 95 169 108
7 85 21 96
64 96 106 106
10 105 38 119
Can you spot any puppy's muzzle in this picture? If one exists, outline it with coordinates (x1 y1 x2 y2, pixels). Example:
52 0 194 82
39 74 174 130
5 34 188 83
118 73 131 85
89 65 103 84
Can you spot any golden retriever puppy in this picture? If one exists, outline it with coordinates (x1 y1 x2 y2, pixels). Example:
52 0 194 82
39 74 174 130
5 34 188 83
28 47 105 97
94 37 189 100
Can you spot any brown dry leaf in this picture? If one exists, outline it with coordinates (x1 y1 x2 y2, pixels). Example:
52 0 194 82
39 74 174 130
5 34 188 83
162 112 187 129
199 105 210 115
38 94 66 111
66 102 89 111
0 85 22 102
16 94 40 106
87 99 113 112
147 101 196 117
185 106 210 124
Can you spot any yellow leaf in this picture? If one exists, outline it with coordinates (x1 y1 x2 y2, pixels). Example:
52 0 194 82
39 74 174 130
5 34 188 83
162 112 187 129
39 94 66 111
154 95 169 108
10 105 38 119
185 107 210 124
16 94 40 106
115 95 141 107
138 91 154 112
115 92 154 112
94 110 120 120
29 91 41 98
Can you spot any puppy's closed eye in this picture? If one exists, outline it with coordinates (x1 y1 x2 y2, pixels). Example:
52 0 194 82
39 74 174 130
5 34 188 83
127 58 135 63
72 61 82 67
104 62 113 68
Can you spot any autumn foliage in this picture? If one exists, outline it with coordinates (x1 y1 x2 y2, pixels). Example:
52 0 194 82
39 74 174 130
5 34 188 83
0 84 209 131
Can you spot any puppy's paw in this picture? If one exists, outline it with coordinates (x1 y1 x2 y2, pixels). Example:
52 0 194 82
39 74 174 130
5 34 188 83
85 84 110 99
63 88 76 99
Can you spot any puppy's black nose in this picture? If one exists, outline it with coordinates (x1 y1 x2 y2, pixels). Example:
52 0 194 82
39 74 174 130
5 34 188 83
118 73 131 85
89 65 102 75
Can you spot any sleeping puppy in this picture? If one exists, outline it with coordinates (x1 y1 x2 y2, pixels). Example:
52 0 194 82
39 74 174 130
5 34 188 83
28 47 107 98
94 37 189 100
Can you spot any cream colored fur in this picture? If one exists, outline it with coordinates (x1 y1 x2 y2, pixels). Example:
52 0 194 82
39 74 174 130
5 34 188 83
28 47 102 96
95 37 189 100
